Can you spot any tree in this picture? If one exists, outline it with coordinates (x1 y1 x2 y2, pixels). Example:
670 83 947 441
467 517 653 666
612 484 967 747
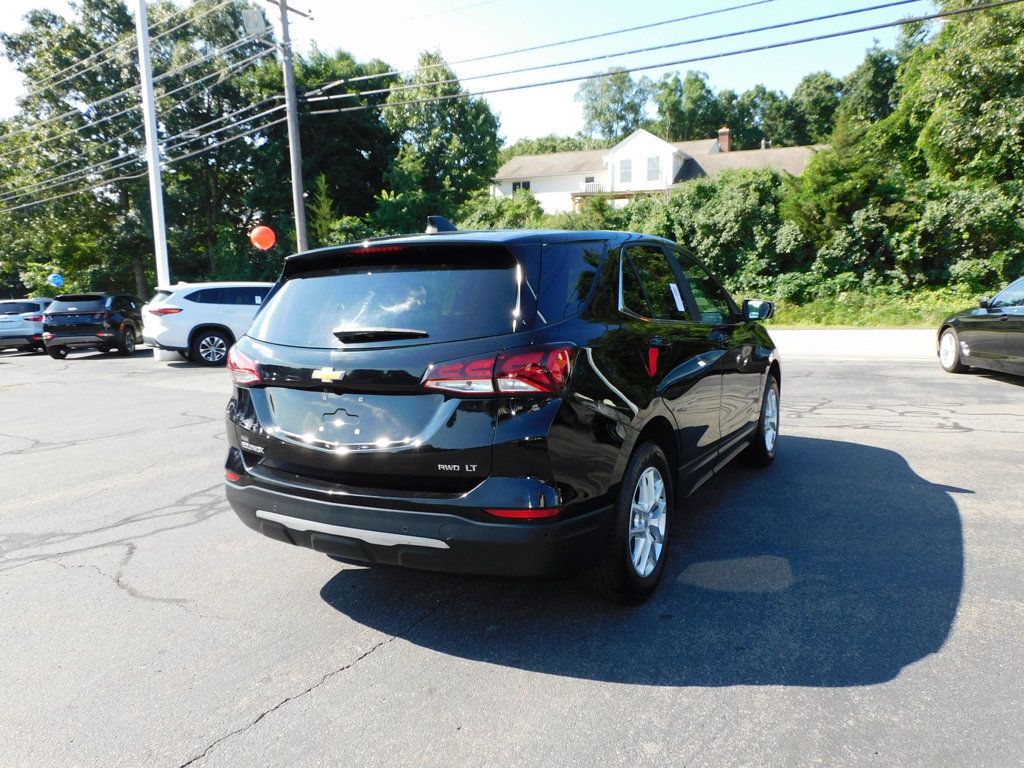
378 50 500 232
837 45 899 125
652 71 722 141
575 68 649 142
792 72 843 142
499 134 608 166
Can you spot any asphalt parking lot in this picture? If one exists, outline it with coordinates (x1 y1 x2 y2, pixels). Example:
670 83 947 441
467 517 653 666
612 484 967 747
1 340 1022 767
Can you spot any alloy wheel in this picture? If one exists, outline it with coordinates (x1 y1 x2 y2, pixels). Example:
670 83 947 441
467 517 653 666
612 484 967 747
764 387 779 452
198 335 227 363
628 466 667 578
939 331 958 369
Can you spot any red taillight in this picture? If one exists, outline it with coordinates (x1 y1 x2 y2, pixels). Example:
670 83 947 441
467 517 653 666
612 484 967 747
227 346 261 385
22 314 43 322
225 470 242 482
148 307 182 316
484 507 563 520
42 332 54 341
423 344 575 396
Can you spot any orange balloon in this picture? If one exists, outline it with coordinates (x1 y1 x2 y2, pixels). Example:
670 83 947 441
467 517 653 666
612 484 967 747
250 225 276 250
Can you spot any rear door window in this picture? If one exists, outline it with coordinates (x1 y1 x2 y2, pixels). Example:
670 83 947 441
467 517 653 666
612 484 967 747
221 286 269 305
536 241 604 325
672 249 735 324
619 245 687 321
185 288 223 304
250 248 521 348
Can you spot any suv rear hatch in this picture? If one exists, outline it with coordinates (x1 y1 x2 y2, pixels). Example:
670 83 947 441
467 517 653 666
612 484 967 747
44 295 110 336
231 242 550 495
0 301 42 336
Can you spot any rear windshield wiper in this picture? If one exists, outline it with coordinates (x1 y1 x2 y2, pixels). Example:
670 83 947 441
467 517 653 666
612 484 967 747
332 327 429 343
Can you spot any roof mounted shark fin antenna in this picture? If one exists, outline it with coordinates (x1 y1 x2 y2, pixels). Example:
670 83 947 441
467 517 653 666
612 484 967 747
425 215 458 234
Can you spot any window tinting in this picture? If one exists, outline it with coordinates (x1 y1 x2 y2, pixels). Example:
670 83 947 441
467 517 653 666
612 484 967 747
185 288 222 304
0 301 40 314
48 296 108 312
673 249 733 324
620 246 685 321
991 278 1024 308
536 242 603 324
249 250 520 348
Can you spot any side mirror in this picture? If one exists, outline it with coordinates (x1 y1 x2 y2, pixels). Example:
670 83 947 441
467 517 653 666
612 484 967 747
978 298 990 309
743 298 775 321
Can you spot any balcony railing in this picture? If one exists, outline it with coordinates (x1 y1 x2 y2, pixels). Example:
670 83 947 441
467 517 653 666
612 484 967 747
579 181 604 193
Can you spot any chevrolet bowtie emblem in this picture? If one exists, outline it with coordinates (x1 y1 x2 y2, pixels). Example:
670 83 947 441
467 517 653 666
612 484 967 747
311 367 345 383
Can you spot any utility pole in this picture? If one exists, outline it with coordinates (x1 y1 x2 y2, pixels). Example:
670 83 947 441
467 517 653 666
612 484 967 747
134 0 171 287
276 0 308 252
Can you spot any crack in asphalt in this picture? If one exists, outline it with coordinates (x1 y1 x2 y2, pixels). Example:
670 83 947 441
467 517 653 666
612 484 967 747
175 587 468 768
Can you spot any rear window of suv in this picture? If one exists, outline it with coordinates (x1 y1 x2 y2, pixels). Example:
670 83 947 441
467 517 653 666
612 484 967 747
250 248 520 348
0 302 40 314
48 296 108 312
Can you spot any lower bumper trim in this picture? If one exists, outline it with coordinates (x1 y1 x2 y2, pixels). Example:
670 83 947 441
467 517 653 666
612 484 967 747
255 508 450 549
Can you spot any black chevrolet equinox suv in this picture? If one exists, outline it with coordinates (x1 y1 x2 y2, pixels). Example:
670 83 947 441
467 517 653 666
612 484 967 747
224 227 780 602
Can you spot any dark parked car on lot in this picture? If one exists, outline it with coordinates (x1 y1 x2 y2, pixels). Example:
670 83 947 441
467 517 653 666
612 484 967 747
43 293 144 359
224 228 781 602
938 276 1024 376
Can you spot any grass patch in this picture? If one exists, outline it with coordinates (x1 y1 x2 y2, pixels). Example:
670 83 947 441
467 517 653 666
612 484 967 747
768 286 980 328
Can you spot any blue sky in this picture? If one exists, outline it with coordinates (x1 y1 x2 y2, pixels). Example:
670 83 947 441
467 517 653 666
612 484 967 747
0 0 937 142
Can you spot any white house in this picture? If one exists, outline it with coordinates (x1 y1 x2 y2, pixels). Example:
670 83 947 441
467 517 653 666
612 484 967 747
491 127 820 214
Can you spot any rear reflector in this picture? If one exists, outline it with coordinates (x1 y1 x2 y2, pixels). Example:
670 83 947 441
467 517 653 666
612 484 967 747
423 344 575 396
484 507 563 520
227 346 262 385
148 307 183 316
225 470 242 482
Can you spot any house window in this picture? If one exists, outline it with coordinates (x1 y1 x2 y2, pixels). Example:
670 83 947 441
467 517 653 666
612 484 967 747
512 180 531 192
584 176 595 183
647 156 660 181
620 159 632 183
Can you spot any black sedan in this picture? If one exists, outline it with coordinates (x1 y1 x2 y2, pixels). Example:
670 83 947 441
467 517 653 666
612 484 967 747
938 277 1024 376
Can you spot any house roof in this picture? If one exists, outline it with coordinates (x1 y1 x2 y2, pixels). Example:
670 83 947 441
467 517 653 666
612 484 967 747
672 138 720 157
495 149 606 180
673 145 822 182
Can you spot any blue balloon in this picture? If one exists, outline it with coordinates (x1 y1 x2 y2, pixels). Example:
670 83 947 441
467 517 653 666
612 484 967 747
47 274 64 288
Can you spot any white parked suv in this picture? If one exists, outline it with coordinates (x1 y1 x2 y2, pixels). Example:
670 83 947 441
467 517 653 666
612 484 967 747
142 281 273 366
0 297 53 352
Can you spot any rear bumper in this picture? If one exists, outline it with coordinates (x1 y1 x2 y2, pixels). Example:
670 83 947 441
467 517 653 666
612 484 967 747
44 333 117 348
143 335 186 353
226 479 613 577
0 334 37 348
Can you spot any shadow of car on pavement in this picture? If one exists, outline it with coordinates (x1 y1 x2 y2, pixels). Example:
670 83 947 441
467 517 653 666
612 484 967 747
319 435 965 688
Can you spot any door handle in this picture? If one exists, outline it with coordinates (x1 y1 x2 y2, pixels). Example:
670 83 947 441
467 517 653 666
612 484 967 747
999 315 1009 321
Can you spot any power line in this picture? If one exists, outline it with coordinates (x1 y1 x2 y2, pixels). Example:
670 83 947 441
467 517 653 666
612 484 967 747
309 0 1023 116
1 30 273 147
307 0 925 107
0 99 283 202
304 0 786 97
25 0 237 100
0 115 287 214
0 41 277 162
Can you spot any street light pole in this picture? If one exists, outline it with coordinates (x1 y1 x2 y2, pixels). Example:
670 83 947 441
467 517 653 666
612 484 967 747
276 0 308 253
134 0 171 287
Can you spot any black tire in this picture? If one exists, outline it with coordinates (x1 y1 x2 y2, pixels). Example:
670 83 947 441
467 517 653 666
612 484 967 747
117 327 136 356
190 329 231 366
47 346 67 360
590 441 672 604
178 350 192 362
743 373 780 468
938 327 968 373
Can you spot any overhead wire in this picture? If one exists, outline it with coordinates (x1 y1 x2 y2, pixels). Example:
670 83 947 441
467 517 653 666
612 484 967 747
306 0 925 106
24 0 237 100
0 38 277 162
308 0 1022 116
304 0 787 97
0 99 284 202
0 114 288 214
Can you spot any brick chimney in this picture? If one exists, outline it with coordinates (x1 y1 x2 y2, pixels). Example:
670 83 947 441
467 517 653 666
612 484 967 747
718 126 731 153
